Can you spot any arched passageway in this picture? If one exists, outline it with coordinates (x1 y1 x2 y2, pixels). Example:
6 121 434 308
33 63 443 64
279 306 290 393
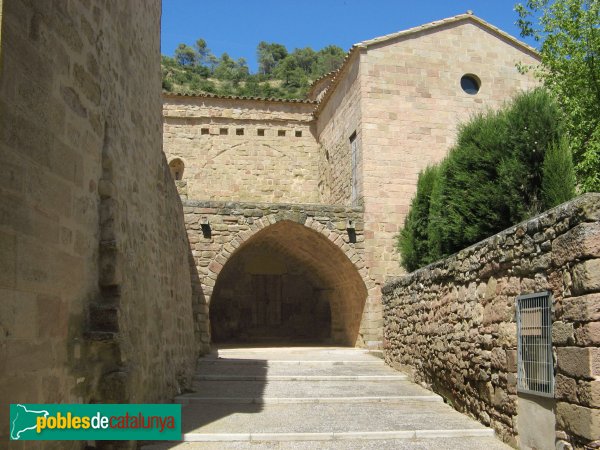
209 221 367 346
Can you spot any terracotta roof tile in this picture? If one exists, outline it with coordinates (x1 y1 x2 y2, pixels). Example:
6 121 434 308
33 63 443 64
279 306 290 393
162 91 317 104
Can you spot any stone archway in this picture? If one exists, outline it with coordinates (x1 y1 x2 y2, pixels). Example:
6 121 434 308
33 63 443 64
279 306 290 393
208 220 367 346
183 201 377 352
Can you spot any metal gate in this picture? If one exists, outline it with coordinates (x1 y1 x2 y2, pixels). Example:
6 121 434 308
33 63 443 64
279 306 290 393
516 291 554 397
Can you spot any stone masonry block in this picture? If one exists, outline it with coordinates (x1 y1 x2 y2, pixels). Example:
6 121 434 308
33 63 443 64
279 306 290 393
553 321 575 345
562 293 600 322
556 402 600 441
572 259 600 295
577 379 600 408
556 347 600 379
506 350 518 372
574 322 600 346
553 222 600 266
0 230 17 288
555 374 579 403
0 289 36 339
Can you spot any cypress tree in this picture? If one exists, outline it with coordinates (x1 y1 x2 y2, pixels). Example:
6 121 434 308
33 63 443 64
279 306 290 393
399 89 572 269
429 110 510 257
541 137 576 208
398 166 439 271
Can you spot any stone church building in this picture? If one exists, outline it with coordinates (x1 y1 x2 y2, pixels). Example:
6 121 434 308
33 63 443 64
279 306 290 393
3 2 600 448
163 13 539 351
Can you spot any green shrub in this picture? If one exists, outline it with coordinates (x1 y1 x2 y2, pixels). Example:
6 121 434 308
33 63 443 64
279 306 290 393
399 88 573 271
425 161 445 262
162 78 173 91
542 137 576 208
575 126 600 193
428 110 511 257
499 88 564 220
398 166 439 271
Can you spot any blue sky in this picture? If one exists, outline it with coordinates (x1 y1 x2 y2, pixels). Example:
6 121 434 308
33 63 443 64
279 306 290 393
161 1 537 72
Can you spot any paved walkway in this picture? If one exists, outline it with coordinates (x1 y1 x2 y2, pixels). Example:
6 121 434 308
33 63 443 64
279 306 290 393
143 346 511 450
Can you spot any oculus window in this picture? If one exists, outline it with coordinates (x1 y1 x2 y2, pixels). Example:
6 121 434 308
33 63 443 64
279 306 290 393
461 74 481 95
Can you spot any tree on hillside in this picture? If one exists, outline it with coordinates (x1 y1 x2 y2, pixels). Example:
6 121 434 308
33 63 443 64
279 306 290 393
314 45 346 75
213 53 249 82
162 38 346 99
195 38 211 66
516 0 600 192
257 42 288 75
174 43 197 66
292 47 317 73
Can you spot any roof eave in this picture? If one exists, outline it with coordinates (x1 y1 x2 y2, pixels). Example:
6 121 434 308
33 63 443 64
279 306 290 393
162 91 317 105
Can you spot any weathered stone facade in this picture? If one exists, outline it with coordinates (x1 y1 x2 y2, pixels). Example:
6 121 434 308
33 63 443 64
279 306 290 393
182 200 379 351
356 19 540 285
0 1 196 447
0 5 563 447
164 14 540 350
163 95 319 203
383 194 600 449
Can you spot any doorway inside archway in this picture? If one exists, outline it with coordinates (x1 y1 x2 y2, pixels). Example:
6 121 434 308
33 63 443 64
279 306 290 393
209 221 366 346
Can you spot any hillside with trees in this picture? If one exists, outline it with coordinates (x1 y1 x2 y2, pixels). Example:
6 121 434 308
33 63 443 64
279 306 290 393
161 39 346 100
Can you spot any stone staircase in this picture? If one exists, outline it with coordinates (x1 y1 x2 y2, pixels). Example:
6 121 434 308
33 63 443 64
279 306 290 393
142 346 510 449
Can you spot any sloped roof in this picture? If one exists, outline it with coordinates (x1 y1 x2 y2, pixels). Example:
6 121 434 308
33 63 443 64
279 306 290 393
357 12 538 53
163 91 317 105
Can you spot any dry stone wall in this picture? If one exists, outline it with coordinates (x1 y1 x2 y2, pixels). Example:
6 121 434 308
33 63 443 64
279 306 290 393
383 194 600 448
0 1 196 446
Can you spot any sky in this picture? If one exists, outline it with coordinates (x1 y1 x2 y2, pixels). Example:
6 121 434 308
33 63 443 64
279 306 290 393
161 0 538 73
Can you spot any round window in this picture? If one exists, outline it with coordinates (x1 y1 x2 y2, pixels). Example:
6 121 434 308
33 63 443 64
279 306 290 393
460 74 481 95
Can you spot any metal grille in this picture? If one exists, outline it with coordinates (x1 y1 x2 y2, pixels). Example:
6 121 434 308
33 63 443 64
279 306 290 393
516 292 554 397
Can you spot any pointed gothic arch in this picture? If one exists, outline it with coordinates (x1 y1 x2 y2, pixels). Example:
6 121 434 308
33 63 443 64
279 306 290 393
204 216 369 346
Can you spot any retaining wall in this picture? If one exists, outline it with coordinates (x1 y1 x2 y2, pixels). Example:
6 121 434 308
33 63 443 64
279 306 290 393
383 194 600 448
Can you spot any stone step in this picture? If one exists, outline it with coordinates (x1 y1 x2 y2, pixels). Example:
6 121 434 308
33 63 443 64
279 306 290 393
194 363 401 377
143 436 511 450
198 358 385 366
144 347 508 450
193 374 408 381
176 395 442 405
183 429 495 442
186 379 438 400
212 346 384 362
178 402 493 436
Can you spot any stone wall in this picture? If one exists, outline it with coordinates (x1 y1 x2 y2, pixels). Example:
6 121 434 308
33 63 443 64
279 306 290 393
163 95 320 203
383 194 600 449
182 200 382 351
315 53 363 206
0 1 196 446
359 18 540 286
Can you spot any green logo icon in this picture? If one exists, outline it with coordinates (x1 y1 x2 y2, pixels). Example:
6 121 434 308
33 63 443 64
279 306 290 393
10 404 181 441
